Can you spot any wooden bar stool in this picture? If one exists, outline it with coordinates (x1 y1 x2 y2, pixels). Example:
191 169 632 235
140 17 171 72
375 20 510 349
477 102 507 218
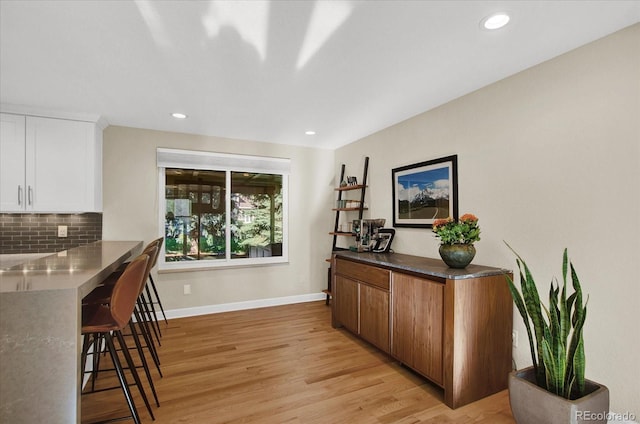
80 254 154 424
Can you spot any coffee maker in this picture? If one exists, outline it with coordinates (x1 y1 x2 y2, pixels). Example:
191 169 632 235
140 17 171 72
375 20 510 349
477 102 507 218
352 219 395 253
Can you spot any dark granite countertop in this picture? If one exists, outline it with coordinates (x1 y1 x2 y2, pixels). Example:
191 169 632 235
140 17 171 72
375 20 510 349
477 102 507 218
333 250 510 280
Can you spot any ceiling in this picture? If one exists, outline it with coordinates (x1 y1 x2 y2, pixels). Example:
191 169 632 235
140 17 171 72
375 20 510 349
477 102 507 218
1 1 638 150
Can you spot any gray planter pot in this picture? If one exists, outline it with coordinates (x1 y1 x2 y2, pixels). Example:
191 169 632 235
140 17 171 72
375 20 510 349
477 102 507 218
509 367 610 424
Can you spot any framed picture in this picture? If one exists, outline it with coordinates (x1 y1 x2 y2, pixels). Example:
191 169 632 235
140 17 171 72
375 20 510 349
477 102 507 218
391 155 458 228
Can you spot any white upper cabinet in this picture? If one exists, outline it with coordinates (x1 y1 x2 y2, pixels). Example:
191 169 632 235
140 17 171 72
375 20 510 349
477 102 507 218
0 113 26 211
0 113 103 213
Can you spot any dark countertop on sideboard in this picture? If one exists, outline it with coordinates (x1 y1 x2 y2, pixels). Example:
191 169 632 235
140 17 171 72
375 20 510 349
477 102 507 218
333 250 511 280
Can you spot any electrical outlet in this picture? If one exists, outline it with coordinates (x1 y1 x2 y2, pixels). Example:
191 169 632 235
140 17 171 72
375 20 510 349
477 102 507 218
512 330 519 348
57 225 68 238
183 284 191 295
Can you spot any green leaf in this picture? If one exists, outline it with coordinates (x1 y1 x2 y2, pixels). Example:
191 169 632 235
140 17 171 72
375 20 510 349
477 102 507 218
571 262 584 325
506 273 539 371
520 261 548 386
560 274 570 349
573 332 586 398
566 301 588 398
546 281 566 394
541 337 561 396
504 243 590 399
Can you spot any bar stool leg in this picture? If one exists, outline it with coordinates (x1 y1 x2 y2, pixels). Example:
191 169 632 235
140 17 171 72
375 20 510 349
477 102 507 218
80 333 92 387
133 305 163 377
135 299 162 372
145 283 163 338
80 332 104 392
149 274 169 325
115 329 155 421
91 333 105 391
104 331 142 424
139 291 162 345
129 316 160 407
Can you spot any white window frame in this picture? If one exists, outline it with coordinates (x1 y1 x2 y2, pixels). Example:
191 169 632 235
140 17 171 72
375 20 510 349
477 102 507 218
157 148 289 271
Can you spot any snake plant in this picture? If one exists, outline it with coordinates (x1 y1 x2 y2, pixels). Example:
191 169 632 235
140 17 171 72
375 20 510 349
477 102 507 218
505 243 588 400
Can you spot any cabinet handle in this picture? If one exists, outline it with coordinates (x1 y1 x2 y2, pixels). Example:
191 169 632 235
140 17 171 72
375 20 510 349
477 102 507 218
28 186 33 206
18 186 23 206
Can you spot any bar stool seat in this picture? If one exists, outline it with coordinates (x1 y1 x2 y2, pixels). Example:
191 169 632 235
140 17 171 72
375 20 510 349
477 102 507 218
82 304 120 332
82 284 113 305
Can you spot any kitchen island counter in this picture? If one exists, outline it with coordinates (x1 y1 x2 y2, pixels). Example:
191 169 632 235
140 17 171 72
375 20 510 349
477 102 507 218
0 240 142 423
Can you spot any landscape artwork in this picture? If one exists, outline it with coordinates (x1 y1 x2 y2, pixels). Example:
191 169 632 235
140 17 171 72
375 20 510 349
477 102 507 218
391 155 458 228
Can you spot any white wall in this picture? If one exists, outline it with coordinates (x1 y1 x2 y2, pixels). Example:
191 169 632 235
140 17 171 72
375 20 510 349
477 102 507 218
102 126 335 309
335 24 639 417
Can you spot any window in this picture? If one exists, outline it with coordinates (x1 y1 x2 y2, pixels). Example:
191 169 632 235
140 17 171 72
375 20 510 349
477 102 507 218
158 148 289 269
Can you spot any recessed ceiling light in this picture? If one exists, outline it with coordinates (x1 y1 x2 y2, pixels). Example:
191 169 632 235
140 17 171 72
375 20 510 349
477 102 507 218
305 130 316 135
171 112 187 119
481 13 510 30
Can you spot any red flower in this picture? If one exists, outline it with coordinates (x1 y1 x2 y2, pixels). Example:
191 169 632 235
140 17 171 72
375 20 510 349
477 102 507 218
433 218 452 229
460 213 478 222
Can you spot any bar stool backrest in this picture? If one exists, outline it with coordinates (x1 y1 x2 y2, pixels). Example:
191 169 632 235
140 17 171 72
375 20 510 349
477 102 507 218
139 244 159 294
110 254 150 328
142 240 159 256
142 243 158 266
150 237 163 268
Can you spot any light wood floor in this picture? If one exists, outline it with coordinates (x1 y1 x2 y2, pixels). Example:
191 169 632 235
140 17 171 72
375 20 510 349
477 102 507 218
81 301 515 423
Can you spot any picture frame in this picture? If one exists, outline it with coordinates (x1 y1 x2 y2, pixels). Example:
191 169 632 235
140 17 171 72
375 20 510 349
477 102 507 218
391 155 458 228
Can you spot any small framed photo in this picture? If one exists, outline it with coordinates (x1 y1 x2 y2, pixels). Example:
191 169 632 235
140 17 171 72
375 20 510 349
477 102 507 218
391 155 458 228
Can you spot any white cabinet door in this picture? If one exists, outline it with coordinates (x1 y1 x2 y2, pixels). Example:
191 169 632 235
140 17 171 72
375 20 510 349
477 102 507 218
0 113 27 212
26 116 98 212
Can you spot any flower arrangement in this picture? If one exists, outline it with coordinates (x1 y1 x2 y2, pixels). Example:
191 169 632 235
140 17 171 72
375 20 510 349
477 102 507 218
432 213 481 245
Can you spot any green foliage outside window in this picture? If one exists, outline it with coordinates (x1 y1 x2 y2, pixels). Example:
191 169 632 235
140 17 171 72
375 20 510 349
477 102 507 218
164 169 283 261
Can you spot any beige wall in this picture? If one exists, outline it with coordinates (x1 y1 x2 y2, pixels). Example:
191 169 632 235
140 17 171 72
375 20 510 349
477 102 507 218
102 23 639 416
102 127 335 309
335 24 639 416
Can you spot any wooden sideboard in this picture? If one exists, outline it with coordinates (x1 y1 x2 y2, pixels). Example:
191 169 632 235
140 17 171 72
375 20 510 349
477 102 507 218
331 251 513 409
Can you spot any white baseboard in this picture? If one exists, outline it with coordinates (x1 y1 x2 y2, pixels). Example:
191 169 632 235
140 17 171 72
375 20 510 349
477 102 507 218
164 292 327 320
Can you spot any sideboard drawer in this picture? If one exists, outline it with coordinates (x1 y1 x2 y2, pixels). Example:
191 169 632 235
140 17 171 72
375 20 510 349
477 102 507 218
335 258 390 290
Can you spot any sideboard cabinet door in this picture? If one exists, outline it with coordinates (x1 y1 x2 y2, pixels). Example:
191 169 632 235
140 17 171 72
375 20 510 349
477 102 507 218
332 258 391 353
333 275 359 334
392 272 444 386
359 283 390 353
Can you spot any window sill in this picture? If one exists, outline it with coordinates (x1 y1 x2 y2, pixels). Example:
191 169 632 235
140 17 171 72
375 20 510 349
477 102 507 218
158 256 289 273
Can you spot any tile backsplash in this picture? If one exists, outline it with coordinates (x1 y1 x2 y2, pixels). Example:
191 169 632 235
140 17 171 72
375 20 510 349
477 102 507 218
0 213 102 254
